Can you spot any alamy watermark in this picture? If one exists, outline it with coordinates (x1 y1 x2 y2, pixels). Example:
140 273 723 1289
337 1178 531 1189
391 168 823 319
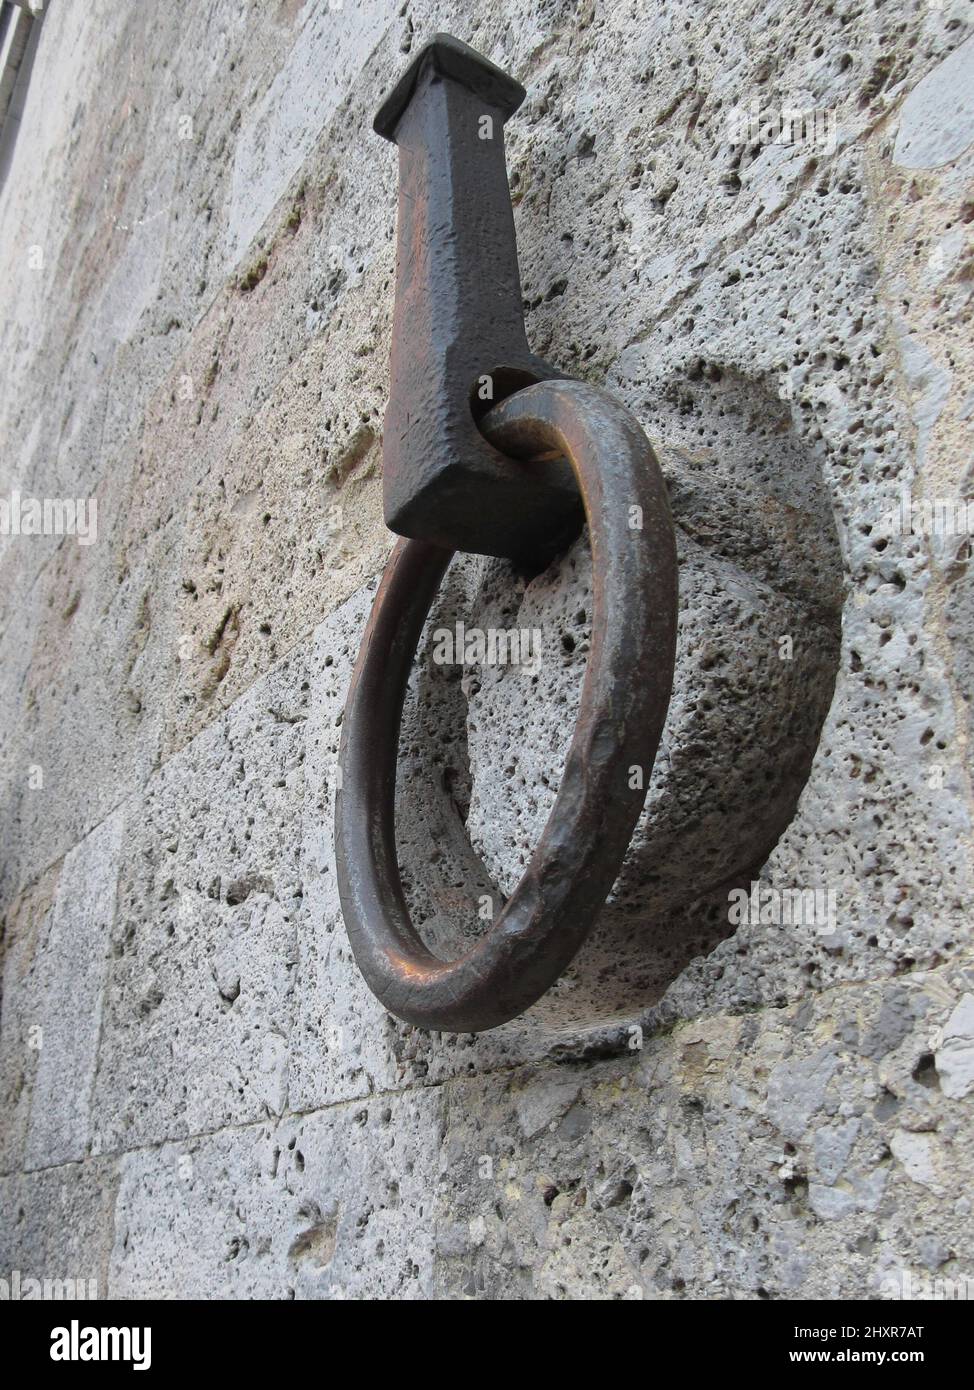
431 621 542 667
878 488 974 539
878 1270 973 1300
0 1268 97 1300
727 99 837 154
50 1319 151 1371
0 490 97 545
728 881 838 935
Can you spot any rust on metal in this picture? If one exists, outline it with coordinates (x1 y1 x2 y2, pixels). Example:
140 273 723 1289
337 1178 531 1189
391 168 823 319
336 380 678 1032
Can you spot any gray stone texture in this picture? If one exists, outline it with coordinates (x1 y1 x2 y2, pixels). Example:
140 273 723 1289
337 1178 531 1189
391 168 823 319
1 0 973 1299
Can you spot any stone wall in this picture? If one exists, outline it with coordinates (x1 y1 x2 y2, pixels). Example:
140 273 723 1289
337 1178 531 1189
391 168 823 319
1 0 973 1299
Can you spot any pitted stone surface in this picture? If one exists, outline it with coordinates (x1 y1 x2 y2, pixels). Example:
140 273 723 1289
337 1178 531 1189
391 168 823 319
109 1088 444 1300
393 382 844 1021
0 1160 118 1299
0 0 972 1301
0 866 58 1176
25 813 124 1170
89 653 308 1153
433 963 974 1299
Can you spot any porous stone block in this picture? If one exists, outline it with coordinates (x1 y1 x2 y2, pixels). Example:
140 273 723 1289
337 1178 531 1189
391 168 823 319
0 1159 117 1299
89 652 308 1153
109 1088 443 1299
0 866 58 1174
25 811 124 1169
434 965 974 1299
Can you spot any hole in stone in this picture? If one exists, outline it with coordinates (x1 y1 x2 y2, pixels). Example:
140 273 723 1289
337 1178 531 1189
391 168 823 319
912 1052 940 1090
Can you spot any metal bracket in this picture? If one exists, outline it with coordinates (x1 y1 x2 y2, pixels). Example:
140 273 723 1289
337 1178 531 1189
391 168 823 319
374 33 583 564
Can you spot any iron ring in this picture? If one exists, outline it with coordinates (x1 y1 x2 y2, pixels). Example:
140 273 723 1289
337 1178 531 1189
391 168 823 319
335 379 678 1032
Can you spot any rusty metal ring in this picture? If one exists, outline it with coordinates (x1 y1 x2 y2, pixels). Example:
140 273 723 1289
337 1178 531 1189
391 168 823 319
335 379 678 1032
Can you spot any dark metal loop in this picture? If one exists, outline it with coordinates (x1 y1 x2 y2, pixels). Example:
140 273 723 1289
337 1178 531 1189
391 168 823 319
335 379 678 1032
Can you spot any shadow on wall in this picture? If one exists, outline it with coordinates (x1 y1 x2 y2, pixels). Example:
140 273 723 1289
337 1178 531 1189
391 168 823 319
394 367 843 1031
